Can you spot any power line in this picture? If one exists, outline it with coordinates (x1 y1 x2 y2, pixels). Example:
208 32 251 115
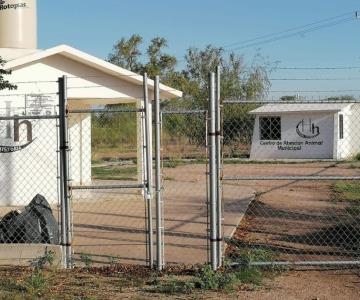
269 77 360 81
275 66 360 70
269 89 360 93
227 16 354 51
223 11 354 49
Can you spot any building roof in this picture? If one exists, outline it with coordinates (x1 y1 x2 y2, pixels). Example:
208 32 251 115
249 103 352 115
2 44 182 99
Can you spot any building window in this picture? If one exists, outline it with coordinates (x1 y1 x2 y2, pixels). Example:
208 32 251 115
339 114 344 140
259 116 281 140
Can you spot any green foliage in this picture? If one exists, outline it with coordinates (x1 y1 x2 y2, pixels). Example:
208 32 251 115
280 95 297 101
150 262 267 295
326 95 355 101
332 181 360 215
24 272 48 294
151 276 195 294
234 249 274 268
0 279 26 293
354 153 360 161
0 56 17 91
191 265 238 291
92 166 137 181
108 34 143 71
108 35 177 79
92 105 137 150
79 253 93 268
29 248 55 271
106 36 272 155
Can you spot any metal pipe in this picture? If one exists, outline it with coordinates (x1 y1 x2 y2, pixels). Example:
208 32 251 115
69 108 143 114
215 66 222 268
71 184 145 190
230 261 360 267
143 73 154 268
58 75 72 268
154 76 163 270
208 72 218 270
0 115 59 120
223 176 360 181
161 110 207 115
223 99 360 104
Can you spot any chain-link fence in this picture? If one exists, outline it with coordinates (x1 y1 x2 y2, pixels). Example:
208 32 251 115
222 100 360 267
2 74 360 271
0 95 61 262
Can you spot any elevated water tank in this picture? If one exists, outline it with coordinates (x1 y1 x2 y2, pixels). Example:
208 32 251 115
0 0 37 49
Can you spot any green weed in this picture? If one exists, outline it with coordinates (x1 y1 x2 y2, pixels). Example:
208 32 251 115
92 166 137 180
24 271 48 294
151 276 195 294
79 253 93 268
29 248 55 271
332 181 360 215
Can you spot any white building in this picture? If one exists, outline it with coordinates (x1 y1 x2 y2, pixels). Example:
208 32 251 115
0 0 182 206
249 103 360 160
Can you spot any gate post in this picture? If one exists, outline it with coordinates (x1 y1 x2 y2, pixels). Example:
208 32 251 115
215 66 222 268
143 73 154 268
58 75 72 268
154 75 164 270
208 72 218 270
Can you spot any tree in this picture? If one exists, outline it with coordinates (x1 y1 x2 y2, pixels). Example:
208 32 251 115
0 57 16 90
163 45 272 149
164 46 271 109
108 34 143 72
326 95 355 101
280 95 297 101
107 37 272 149
143 37 177 78
108 35 177 79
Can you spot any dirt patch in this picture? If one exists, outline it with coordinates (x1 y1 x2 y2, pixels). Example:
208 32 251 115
224 162 360 263
240 269 360 300
0 266 358 299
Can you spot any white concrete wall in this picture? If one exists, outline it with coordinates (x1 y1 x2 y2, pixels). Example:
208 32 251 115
0 118 58 206
68 113 92 185
343 104 360 159
250 112 335 159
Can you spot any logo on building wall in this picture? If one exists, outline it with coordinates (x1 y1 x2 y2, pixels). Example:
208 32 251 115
0 1 27 11
0 119 34 153
296 119 320 139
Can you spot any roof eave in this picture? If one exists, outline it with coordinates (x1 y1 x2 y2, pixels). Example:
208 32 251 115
4 44 183 99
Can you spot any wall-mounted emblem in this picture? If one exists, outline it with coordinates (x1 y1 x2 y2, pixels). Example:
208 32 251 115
296 119 320 139
0 119 35 153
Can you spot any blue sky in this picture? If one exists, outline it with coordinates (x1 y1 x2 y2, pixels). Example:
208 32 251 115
38 0 360 98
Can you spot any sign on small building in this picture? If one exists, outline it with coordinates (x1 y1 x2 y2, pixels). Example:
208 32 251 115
249 103 360 160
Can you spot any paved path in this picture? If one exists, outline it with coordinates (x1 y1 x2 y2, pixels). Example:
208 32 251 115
70 164 255 265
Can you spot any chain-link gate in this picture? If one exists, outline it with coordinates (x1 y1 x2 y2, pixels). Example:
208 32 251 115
63 74 154 268
160 109 210 265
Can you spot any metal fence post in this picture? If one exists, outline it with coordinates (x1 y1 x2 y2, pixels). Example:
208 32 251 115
143 73 154 268
215 66 222 268
58 75 72 269
154 76 164 270
208 72 218 270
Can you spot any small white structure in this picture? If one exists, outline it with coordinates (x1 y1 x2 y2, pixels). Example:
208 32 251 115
0 0 182 206
249 103 360 160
